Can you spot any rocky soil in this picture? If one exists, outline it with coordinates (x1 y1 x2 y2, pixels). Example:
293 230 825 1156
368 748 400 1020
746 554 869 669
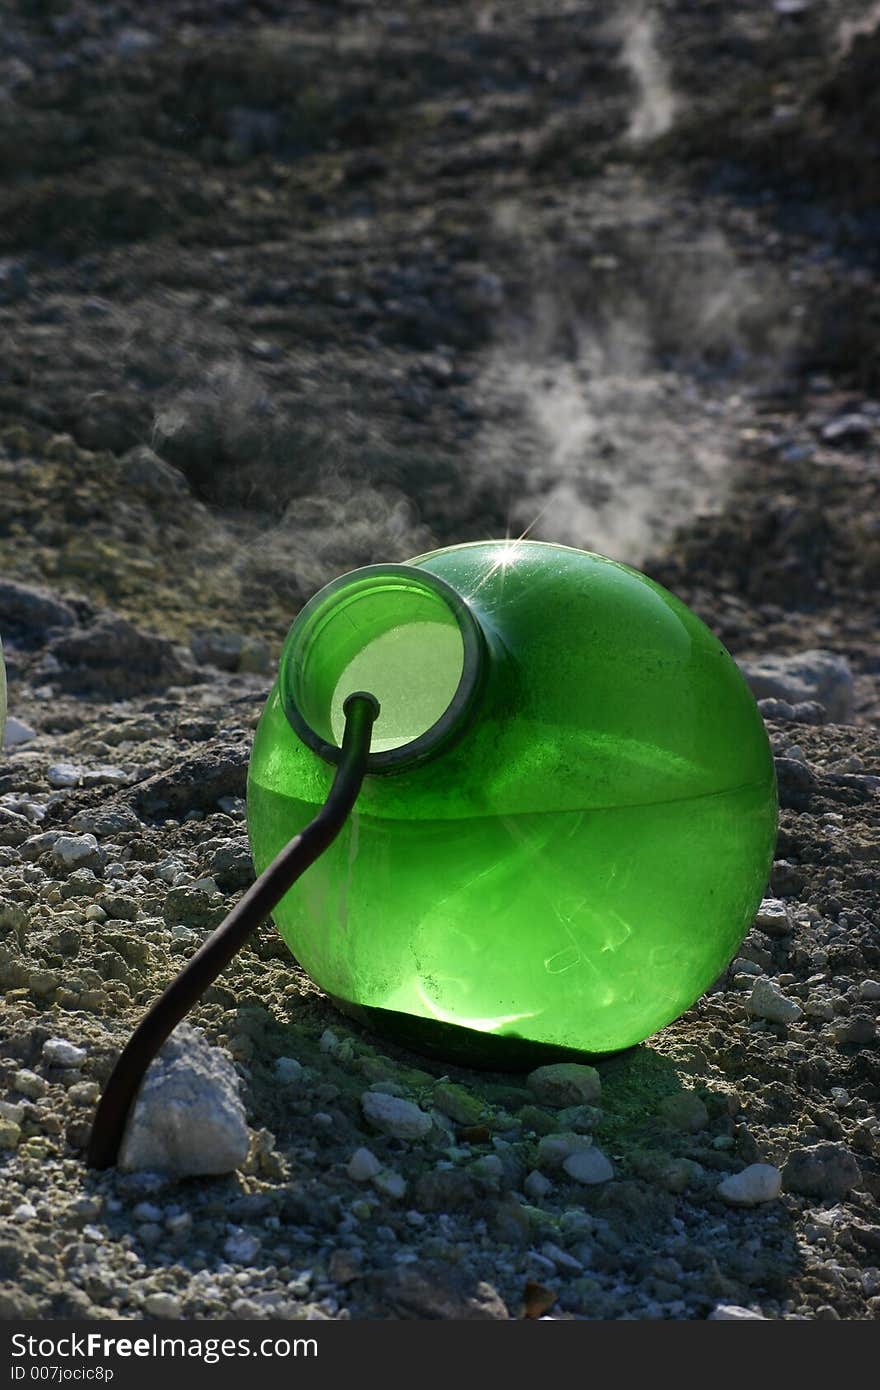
0 0 878 1321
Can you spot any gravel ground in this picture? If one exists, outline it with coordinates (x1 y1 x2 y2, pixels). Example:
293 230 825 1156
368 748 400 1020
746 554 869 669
0 666 877 1321
0 0 879 1322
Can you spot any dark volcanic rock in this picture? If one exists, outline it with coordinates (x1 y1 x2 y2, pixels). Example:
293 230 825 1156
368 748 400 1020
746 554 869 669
0 579 76 645
48 615 197 697
132 739 249 817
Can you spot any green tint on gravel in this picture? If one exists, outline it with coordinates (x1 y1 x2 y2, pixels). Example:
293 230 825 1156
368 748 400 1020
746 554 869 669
247 541 778 1061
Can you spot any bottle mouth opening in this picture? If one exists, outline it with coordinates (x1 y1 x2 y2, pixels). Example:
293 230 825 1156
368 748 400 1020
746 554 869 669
279 564 485 772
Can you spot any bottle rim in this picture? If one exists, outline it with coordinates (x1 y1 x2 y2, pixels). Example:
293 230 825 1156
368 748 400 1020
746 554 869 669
279 563 486 773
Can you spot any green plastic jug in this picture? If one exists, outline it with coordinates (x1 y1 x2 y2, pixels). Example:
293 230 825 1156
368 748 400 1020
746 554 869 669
247 541 777 1065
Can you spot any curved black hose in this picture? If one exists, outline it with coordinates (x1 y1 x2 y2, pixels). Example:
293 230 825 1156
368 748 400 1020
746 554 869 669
86 691 379 1170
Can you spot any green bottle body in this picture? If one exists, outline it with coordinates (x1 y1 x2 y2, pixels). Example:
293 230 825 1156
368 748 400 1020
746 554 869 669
247 541 777 1062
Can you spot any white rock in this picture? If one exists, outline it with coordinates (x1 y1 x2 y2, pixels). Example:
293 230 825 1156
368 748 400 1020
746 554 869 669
746 977 802 1024
52 833 103 871
754 899 792 936
42 1038 87 1068
143 1291 181 1318
47 763 85 788
527 1063 601 1107
274 1056 304 1083
360 1091 431 1141
562 1147 614 1185
860 980 880 1002
709 1305 767 1320
347 1147 382 1181
717 1163 782 1207
3 717 37 748
118 1023 250 1176
14 1069 48 1099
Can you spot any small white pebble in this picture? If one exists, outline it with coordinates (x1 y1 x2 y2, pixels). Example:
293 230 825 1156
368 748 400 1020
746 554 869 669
746 977 802 1024
361 1091 431 1140
43 1037 87 1068
717 1164 782 1207
143 1291 182 1318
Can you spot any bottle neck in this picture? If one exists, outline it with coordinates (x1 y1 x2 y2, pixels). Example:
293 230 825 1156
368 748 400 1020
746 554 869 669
279 564 487 774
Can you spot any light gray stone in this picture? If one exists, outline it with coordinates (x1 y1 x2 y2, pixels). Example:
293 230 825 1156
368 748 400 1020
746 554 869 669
754 898 792 936
737 650 854 724
3 717 37 748
43 1038 87 1068
143 1291 181 1318
746 977 802 1024
118 1023 250 1176
717 1164 782 1207
52 834 104 872
47 763 86 788
360 1091 431 1141
14 1069 48 1099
